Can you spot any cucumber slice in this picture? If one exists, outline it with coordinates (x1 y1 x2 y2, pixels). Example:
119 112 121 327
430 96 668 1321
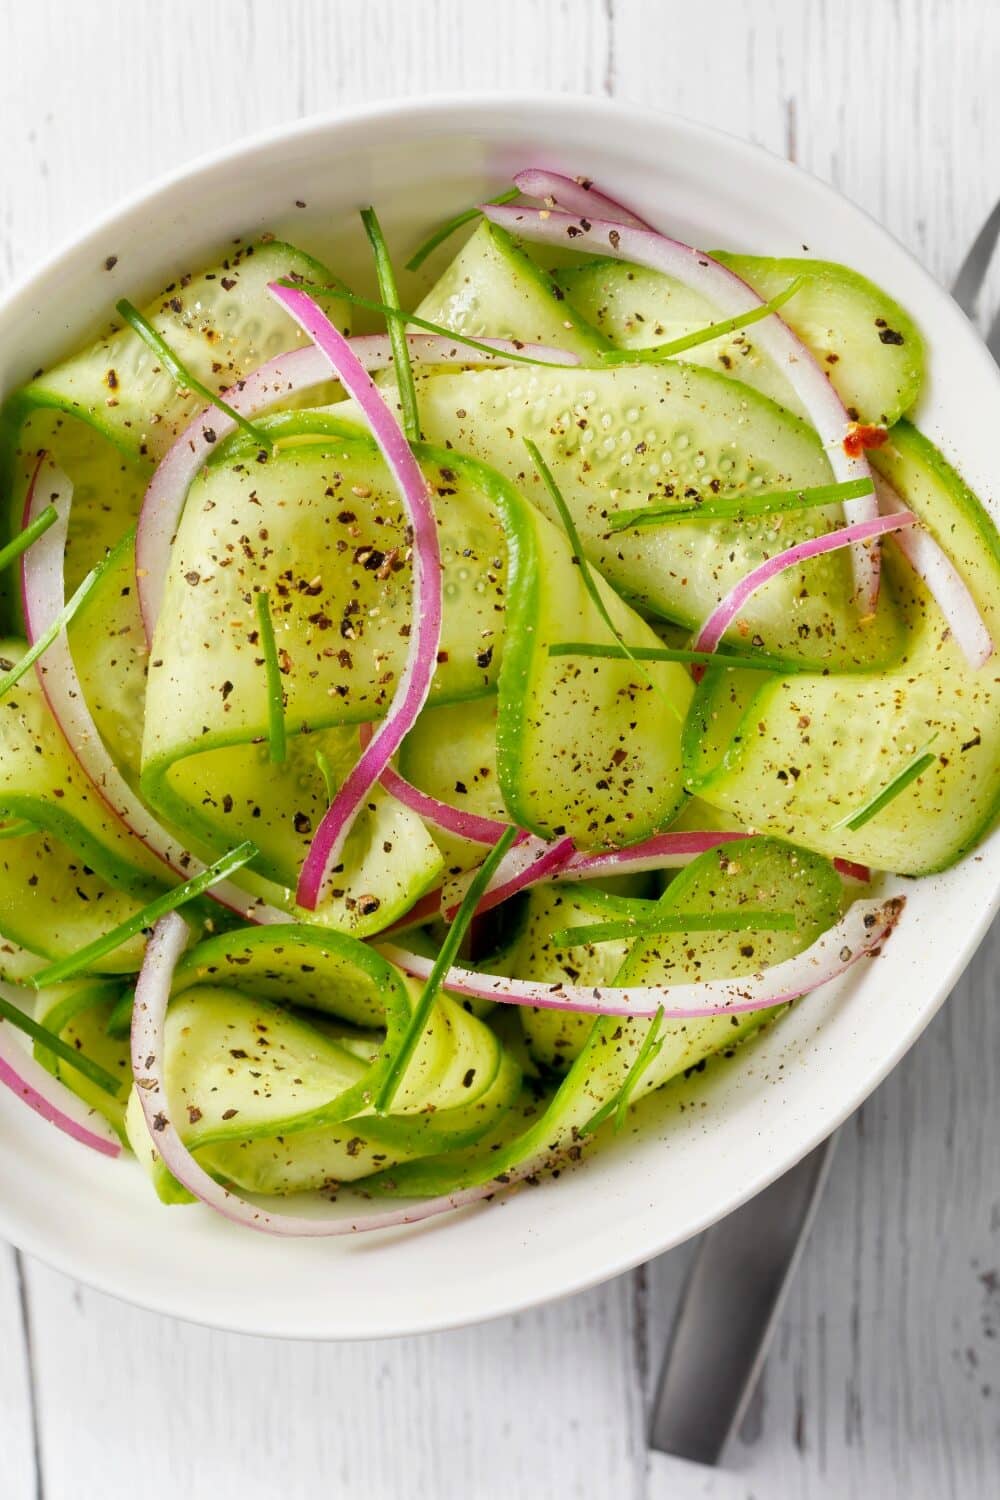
496 478 692 845
142 427 506 760
1 407 147 598
369 836 839 1198
502 883 657 1071
0 241 345 626
555 253 923 426
414 221 608 360
399 696 505 873
611 836 843 1105
123 923 520 1198
685 423 1000 873
0 639 164 892
394 364 904 669
7 241 347 465
67 530 148 786
34 983 130 1138
0 827 148 972
0 936 47 985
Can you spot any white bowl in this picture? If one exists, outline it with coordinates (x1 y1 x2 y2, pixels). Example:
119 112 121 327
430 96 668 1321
1 95 997 1338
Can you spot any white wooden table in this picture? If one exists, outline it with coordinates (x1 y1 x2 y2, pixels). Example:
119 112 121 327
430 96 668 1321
2 3 998 1496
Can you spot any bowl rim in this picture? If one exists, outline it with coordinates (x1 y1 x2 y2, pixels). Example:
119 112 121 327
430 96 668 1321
1 90 998 1338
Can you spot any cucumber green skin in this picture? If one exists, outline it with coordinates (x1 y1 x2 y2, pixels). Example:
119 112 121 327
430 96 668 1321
124 923 521 1199
555 251 924 427
400 363 905 671
415 220 610 360
365 836 841 1198
685 422 1000 874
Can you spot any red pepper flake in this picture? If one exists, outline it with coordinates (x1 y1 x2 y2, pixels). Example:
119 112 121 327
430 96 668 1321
843 423 889 458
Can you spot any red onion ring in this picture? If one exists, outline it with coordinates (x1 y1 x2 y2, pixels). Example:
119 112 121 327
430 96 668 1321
875 476 994 668
385 829 870 931
130 913 537 1234
482 199 881 611
20 458 286 924
267 285 443 911
135 333 578 641
512 168 653 229
442 834 576 920
357 722 513 844
380 895 903 1019
693 512 917 656
0 985 121 1157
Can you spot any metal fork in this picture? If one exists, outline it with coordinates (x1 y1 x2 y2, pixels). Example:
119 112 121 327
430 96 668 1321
648 199 1000 1466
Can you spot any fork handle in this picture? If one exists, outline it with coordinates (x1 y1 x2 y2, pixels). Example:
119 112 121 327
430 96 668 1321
648 1131 837 1465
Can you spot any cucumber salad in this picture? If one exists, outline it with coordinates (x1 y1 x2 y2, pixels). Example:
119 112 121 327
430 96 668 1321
0 168 996 1237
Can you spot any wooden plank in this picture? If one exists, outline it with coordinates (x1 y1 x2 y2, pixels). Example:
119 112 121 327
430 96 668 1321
23 1255 642 1500
0 1247 39 1500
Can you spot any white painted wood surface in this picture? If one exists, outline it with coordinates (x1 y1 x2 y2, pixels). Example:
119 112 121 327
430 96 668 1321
1 1 998 1495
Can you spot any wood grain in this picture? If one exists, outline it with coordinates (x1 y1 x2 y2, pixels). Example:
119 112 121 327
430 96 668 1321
0 2 998 1497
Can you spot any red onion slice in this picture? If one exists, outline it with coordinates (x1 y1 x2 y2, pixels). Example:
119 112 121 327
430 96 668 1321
442 834 576 920
875 476 994 668
267 285 443 911
385 829 871 931
20 458 286 925
380 895 903 1019
693 512 917 656
136 334 577 642
131 914 535 1235
482 200 881 611
0 987 121 1157
512 168 653 229
357 723 512 844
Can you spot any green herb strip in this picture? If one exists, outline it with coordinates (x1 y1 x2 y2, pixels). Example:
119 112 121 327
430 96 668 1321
548 641 804 673
524 437 662 700
0 504 58 574
31 842 258 988
608 478 876 533
836 744 939 832
281 282 579 370
255 589 287 764
405 187 519 272
0 549 112 701
361 207 420 443
376 825 518 1112
0 991 123 1097
580 1007 666 1137
550 910 798 948
115 298 271 451
599 276 803 366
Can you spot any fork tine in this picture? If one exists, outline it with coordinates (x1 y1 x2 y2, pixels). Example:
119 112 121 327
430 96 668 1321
952 198 1000 312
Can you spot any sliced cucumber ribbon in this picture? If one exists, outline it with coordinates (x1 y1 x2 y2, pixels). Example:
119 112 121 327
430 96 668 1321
694 512 918 657
483 193 881 611
129 911 523 1236
875 474 993 669
20 456 287 925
